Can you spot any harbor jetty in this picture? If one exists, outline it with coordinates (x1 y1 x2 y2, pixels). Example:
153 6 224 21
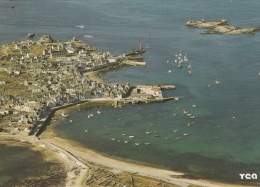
185 19 260 35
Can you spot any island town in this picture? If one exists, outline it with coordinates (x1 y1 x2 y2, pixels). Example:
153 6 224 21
0 35 178 136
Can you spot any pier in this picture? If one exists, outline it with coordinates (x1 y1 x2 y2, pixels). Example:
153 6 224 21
123 60 147 66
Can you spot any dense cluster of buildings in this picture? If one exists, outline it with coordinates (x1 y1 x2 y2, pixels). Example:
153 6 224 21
0 35 130 134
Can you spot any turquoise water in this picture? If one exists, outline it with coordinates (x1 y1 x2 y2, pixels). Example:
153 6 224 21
1 0 260 185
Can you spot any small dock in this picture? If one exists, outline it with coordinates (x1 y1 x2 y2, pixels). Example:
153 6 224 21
123 60 147 66
159 85 176 90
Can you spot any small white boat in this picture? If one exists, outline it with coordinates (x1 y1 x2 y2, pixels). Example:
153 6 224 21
61 112 68 118
97 111 102 115
129 136 135 138
176 137 181 140
183 133 189 136
145 143 150 145
215 80 221 85
189 116 195 119
168 70 172 73
174 130 179 133
124 141 128 143
122 133 126 136
76 25 85 28
69 120 72 123
90 113 93 117
135 143 141 145
146 131 152 134
111 138 116 141
84 35 93 38
192 105 197 108
183 110 188 114
85 130 88 132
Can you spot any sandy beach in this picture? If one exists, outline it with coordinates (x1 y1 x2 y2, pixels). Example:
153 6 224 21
84 71 107 84
36 124 251 187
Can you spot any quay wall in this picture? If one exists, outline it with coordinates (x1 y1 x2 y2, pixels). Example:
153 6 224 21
124 60 147 66
35 99 116 137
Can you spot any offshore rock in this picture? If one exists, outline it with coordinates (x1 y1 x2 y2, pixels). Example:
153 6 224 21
27 33 35 38
185 19 260 35
39 35 54 43
185 19 228 28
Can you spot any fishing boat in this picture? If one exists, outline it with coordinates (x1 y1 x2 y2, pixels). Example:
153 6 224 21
145 143 150 145
215 80 221 85
129 136 135 138
208 84 212 88
97 111 102 115
135 143 141 145
124 42 146 56
61 112 68 118
146 131 153 134
189 116 195 119
183 133 189 136
176 137 181 140
174 130 179 133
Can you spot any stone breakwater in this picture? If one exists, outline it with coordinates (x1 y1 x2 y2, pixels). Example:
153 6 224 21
185 19 260 35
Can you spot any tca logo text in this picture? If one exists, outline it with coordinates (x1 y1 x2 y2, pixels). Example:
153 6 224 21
239 173 257 180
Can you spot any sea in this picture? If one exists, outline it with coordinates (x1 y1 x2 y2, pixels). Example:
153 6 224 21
1 0 260 185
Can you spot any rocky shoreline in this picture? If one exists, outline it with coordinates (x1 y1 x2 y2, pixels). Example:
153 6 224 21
185 19 260 35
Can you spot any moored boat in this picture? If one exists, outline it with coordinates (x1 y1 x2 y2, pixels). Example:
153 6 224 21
124 42 146 56
61 112 68 118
